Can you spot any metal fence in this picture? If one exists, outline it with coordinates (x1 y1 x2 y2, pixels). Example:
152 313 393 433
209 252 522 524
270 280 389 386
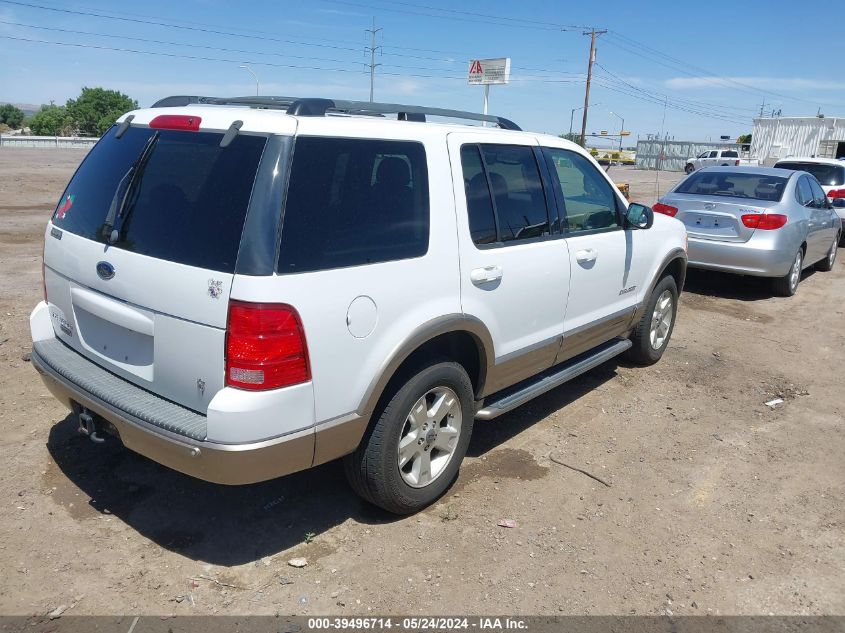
0 135 97 149
635 140 741 172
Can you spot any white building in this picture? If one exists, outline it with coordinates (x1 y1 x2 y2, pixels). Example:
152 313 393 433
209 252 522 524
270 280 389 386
751 117 845 165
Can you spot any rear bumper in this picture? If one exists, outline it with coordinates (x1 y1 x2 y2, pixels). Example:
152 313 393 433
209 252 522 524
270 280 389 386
30 302 367 485
686 235 796 278
31 341 317 484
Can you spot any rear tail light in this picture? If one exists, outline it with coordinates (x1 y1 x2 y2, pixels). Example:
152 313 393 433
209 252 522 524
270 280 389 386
828 189 845 199
149 114 201 131
741 213 788 230
225 301 310 391
735 160 740 166
653 202 679 217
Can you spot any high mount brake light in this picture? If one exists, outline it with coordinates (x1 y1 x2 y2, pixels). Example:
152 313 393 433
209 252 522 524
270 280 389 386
741 213 788 230
225 301 310 391
149 115 201 131
653 202 679 217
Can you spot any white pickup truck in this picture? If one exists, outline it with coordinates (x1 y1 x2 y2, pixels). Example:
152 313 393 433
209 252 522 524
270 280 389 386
684 150 758 174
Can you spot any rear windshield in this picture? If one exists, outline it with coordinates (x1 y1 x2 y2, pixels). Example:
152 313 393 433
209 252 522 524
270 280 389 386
52 125 267 273
775 162 845 187
676 171 788 201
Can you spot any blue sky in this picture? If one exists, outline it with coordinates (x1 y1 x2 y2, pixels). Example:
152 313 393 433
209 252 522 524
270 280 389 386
1 0 843 144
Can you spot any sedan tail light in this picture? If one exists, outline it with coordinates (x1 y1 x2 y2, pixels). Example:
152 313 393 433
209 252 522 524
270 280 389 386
653 202 679 217
225 301 310 391
741 213 788 230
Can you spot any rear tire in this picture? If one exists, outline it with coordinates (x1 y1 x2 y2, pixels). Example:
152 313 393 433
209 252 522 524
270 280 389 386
773 249 802 296
343 361 474 515
684 164 694 175
627 275 678 366
816 234 839 272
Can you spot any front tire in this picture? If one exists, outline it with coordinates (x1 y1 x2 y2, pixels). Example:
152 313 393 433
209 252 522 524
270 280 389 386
627 275 678 365
772 249 802 296
816 234 839 272
344 361 474 514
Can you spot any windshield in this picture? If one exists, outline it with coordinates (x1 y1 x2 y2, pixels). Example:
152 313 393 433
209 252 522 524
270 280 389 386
775 162 845 187
676 171 788 202
52 125 267 273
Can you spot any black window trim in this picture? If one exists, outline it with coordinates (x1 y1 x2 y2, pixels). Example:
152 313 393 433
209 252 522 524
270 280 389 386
541 146 625 237
459 141 557 251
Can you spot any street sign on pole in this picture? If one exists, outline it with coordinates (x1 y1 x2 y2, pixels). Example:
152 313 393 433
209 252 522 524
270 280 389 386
468 58 511 125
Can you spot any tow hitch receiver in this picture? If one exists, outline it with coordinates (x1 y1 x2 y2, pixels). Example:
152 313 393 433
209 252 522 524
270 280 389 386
77 408 105 444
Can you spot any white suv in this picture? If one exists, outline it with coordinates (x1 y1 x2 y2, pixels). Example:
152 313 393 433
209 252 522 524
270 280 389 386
30 96 687 513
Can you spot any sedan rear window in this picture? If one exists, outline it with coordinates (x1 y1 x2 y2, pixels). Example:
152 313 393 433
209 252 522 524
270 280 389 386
676 171 788 201
52 125 267 273
775 162 845 187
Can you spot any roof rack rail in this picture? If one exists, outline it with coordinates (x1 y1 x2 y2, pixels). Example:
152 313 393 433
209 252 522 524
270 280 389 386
150 95 521 131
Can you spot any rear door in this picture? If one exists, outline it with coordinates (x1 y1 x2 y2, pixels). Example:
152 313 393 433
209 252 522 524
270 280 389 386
447 132 570 387
44 121 275 413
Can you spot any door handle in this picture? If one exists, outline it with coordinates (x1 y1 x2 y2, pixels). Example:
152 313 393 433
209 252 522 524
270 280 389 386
575 248 598 264
470 265 503 284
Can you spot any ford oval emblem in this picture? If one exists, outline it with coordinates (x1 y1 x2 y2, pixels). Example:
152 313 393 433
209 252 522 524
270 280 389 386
96 261 115 280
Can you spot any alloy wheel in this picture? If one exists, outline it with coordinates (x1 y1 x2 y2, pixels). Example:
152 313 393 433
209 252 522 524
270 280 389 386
649 290 674 350
397 387 462 488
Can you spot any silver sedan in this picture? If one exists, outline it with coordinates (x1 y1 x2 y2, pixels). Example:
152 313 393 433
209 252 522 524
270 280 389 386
654 166 842 296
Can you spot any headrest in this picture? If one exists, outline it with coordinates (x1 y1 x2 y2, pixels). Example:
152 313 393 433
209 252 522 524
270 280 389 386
375 157 410 187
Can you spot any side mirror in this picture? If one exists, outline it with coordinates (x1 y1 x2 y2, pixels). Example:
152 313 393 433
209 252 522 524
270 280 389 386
625 203 654 229
832 198 845 209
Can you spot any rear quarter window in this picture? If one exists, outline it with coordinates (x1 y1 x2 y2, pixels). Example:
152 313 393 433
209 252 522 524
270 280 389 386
277 137 429 273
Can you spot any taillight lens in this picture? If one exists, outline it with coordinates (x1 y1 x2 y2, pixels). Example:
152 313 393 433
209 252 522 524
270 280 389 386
735 160 740 166
828 189 845 199
225 301 310 391
653 202 679 217
741 213 788 230
149 114 201 131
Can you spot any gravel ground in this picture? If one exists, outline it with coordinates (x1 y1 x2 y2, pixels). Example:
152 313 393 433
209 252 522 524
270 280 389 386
0 149 843 617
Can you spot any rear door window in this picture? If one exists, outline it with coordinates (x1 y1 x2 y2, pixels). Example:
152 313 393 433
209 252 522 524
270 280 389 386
277 137 429 273
478 144 550 243
808 177 829 208
52 125 267 273
796 176 814 207
722 150 739 158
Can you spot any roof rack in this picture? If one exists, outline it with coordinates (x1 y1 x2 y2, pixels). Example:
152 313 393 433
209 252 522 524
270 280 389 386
150 95 521 131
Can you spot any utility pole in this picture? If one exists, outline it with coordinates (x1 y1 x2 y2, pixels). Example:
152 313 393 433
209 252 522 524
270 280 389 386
758 99 766 118
365 18 382 103
580 28 607 147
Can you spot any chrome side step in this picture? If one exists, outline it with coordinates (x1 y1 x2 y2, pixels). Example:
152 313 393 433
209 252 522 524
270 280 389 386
475 338 632 420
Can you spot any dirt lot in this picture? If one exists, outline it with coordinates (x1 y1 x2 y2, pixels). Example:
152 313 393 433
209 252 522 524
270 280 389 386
0 150 843 617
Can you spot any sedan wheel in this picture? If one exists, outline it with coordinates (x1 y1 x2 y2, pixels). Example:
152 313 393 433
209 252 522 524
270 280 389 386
773 249 803 296
817 236 838 272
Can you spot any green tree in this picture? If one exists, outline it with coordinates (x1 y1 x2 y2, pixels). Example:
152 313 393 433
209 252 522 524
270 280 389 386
66 87 137 136
559 132 584 146
737 133 752 145
0 103 25 128
28 104 73 136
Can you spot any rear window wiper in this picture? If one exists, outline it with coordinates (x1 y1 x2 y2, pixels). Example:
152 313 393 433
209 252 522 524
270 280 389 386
101 131 160 244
